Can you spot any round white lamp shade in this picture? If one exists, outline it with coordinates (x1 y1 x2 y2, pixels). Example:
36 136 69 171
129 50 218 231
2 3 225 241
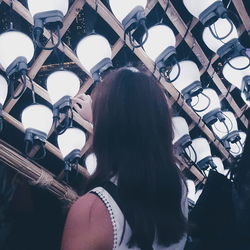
0 31 34 70
170 60 200 93
222 56 250 89
187 179 196 202
203 18 238 53
172 116 190 144
143 25 176 62
21 104 53 135
211 111 238 139
27 0 69 17
212 157 228 176
183 0 222 18
0 75 8 105
109 0 147 23
230 131 246 157
57 127 86 158
186 138 211 163
191 88 221 118
76 34 112 73
85 153 97 175
195 189 203 203
46 70 80 105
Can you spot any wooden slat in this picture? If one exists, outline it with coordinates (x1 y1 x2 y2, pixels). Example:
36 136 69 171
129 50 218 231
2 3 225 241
232 0 250 33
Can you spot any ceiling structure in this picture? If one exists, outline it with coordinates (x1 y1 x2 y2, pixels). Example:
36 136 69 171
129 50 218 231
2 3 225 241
0 0 250 203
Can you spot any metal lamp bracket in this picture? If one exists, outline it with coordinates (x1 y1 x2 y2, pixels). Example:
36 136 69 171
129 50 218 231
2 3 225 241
34 10 64 31
199 1 227 26
122 6 145 32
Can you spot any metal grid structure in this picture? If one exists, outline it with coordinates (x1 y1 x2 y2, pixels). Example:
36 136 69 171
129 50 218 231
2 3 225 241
0 0 250 203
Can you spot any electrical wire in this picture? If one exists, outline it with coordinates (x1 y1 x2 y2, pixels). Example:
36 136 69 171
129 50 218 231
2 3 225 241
28 75 37 104
191 92 211 112
213 112 233 136
229 140 242 155
209 17 234 41
34 26 61 50
160 58 181 83
10 72 27 99
128 21 148 49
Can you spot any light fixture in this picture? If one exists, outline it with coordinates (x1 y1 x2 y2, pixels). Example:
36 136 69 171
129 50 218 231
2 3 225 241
212 157 229 176
76 34 113 82
170 60 203 99
229 131 246 158
172 116 196 165
212 111 241 150
85 153 97 175
0 75 8 132
143 25 178 80
186 137 216 171
109 0 148 48
202 18 243 59
183 0 227 26
57 127 86 181
211 111 240 150
0 30 34 99
46 70 80 134
222 56 250 104
21 104 53 159
27 0 69 50
190 88 224 125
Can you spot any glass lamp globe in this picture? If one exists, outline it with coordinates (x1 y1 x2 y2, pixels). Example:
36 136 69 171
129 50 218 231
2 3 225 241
230 131 246 157
187 179 196 203
172 116 190 144
202 18 238 54
212 157 228 176
195 189 203 203
21 104 53 136
109 0 147 23
183 0 222 19
0 31 34 70
211 111 238 140
170 60 201 95
46 70 80 105
143 25 176 62
76 34 112 77
191 88 221 118
0 75 8 106
186 138 211 163
222 56 250 89
85 153 97 175
27 0 69 18
57 127 86 159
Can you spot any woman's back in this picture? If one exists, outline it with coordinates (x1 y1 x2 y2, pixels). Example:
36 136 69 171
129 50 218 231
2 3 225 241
62 67 188 250
90 181 188 250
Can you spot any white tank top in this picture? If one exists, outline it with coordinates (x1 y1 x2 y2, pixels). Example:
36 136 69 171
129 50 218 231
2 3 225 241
90 183 188 250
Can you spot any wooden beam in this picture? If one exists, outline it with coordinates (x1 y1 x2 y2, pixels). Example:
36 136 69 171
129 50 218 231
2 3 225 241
232 0 250 34
0 139 79 204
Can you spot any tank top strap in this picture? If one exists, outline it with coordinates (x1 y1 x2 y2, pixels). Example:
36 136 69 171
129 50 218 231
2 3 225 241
90 186 130 249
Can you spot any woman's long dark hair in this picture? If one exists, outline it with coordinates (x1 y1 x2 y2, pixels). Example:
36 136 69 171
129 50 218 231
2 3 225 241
87 67 188 249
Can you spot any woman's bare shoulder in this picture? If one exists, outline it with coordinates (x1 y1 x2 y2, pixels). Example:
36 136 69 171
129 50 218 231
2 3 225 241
61 193 113 250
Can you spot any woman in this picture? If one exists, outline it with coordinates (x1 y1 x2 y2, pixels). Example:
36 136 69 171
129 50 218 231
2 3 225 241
61 67 188 250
